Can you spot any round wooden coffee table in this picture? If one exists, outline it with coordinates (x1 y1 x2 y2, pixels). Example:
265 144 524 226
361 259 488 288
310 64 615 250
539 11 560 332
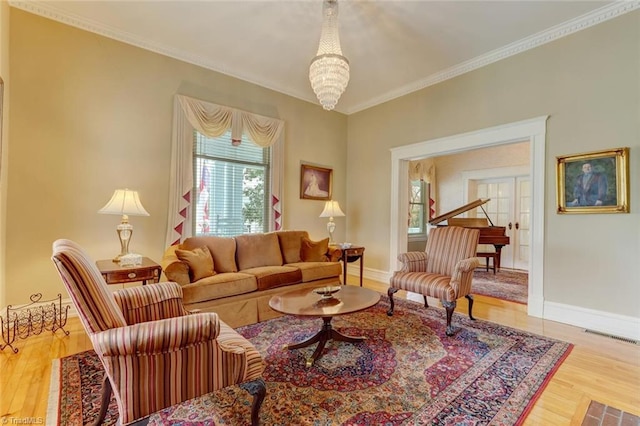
269 285 380 367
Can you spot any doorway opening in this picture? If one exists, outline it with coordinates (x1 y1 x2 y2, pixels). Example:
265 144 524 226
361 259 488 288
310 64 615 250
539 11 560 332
390 116 548 318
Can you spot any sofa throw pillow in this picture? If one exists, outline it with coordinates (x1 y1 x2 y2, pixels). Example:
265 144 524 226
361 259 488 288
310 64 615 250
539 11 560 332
300 237 330 262
235 233 283 270
175 246 216 282
182 236 238 273
277 230 308 264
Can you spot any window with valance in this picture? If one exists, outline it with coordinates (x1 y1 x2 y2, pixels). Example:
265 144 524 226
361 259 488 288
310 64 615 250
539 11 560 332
165 95 284 247
408 159 437 236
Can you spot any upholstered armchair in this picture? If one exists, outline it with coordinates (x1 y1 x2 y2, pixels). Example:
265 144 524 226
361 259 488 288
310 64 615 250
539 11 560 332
387 226 480 336
51 239 266 426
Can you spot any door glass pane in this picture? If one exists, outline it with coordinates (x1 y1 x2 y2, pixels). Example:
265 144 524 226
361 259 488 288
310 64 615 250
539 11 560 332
477 183 488 198
488 183 498 198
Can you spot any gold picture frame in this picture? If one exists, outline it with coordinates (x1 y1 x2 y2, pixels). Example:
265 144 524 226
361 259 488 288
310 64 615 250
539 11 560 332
300 163 332 200
556 147 629 214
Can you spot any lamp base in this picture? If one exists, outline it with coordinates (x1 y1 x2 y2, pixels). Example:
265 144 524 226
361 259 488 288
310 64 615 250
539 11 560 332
326 218 336 246
114 218 133 262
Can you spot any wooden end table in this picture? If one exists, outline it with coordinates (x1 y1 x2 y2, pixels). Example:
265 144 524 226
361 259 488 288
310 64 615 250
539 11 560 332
340 245 364 286
269 285 380 367
96 257 162 285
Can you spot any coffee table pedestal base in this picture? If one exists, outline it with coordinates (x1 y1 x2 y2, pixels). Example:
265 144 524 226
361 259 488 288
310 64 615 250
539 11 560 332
285 316 366 367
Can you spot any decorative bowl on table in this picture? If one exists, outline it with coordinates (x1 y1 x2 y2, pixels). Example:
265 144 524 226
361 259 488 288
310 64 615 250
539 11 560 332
313 286 342 299
339 242 352 249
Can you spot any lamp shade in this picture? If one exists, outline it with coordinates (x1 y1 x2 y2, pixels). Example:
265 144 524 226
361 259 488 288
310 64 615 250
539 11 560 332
98 189 150 217
319 200 345 218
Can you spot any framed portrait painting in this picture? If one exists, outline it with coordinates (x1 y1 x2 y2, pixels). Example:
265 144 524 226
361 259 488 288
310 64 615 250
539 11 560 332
556 147 629 214
300 164 332 200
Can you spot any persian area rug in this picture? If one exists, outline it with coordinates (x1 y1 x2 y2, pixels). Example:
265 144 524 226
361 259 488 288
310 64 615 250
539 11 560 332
472 269 528 304
48 296 571 425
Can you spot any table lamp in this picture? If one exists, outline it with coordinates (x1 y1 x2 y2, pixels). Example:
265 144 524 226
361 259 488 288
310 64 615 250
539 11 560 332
98 189 149 262
319 200 345 245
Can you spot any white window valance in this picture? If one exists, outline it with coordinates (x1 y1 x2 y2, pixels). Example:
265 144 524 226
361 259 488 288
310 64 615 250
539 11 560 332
408 158 435 183
165 95 285 247
177 95 284 146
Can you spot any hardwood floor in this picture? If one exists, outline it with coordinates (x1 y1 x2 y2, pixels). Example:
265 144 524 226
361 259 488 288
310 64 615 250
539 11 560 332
1 276 638 425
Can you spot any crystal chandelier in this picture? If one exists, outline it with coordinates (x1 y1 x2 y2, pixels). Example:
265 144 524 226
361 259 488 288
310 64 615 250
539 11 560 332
309 0 349 111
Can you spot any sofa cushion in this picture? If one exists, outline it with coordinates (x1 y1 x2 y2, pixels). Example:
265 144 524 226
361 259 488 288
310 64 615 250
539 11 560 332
286 262 342 283
241 266 302 291
235 233 283 270
175 246 215 282
301 237 330 262
182 236 238 273
276 230 309 264
161 244 190 286
181 272 257 305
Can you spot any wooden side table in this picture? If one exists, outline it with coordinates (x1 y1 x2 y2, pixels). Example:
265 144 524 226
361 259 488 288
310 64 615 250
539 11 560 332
340 246 365 287
96 257 162 285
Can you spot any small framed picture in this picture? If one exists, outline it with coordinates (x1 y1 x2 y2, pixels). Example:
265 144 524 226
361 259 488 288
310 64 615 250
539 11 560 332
556 147 629 214
300 164 332 201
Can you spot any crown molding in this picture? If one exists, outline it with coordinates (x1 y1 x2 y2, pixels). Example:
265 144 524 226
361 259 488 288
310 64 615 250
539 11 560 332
345 1 640 114
9 0 639 115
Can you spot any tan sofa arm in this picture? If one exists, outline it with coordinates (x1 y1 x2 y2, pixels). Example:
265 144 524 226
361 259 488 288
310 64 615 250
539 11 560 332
161 245 190 286
327 246 342 262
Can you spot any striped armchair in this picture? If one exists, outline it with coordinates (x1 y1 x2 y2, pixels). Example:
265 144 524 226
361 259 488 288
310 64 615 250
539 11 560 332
51 239 266 425
387 226 480 336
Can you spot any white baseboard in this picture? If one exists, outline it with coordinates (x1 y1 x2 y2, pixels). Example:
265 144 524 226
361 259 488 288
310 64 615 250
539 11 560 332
527 295 544 318
544 301 640 342
347 264 391 285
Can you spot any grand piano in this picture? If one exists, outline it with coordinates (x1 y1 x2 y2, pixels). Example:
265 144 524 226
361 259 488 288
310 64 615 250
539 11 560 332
428 198 510 271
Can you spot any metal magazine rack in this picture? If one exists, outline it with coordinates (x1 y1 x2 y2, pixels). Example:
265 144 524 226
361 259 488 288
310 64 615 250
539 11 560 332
0 293 69 353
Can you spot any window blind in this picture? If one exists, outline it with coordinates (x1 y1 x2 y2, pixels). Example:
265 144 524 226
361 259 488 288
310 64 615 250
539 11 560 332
193 131 271 237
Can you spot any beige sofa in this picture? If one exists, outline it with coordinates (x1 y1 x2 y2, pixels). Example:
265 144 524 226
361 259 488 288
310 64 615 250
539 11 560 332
161 230 342 327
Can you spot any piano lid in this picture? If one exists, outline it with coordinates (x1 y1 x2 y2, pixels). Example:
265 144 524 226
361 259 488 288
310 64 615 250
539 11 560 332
428 198 490 226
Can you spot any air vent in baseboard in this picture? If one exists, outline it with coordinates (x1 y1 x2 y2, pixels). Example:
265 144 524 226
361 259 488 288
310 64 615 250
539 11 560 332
584 329 639 345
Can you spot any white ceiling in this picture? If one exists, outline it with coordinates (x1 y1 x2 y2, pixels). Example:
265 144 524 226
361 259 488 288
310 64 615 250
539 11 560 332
9 1 638 114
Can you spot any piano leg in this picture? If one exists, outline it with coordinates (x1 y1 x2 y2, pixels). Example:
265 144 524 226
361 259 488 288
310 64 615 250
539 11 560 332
493 245 505 272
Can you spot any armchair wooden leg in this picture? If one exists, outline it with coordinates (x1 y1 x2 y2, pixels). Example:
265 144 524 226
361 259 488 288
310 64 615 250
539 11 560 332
387 288 399 316
423 295 429 308
442 300 457 336
92 374 112 426
240 378 266 426
465 295 476 320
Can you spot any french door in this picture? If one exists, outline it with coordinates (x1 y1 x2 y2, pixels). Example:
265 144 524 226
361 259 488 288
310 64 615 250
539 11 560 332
471 177 530 270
